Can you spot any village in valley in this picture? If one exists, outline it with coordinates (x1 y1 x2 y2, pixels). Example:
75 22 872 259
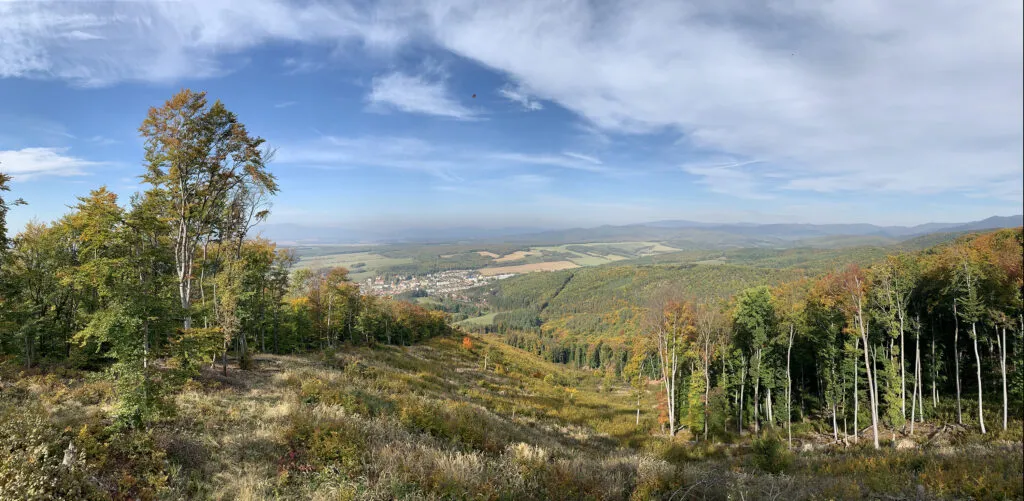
359 269 515 298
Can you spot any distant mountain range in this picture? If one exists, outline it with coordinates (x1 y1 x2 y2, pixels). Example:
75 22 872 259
639 215 1024 239
259 215 1023 247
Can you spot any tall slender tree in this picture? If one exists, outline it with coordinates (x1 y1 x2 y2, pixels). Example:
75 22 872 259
139 89 277 333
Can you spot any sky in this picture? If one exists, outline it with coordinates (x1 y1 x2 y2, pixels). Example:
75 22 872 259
1 0 1022 239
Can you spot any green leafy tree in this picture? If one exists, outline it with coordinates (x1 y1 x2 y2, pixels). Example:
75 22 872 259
139 89 277 333
733 286 776 434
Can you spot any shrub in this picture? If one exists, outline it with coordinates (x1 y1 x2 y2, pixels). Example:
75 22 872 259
285 414 367 476
751 434 792 474
0 405 97 500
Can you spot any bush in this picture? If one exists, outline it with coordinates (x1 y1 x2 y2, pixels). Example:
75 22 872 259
285 413 367 477
751 434 792 474
0 405 98 500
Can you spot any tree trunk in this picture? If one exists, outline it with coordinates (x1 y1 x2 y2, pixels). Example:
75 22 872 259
739 360 746 435
954 301 962 424
910 332 920 434
787 324 794 448
998 327 1008 431
754 348 761 434
832 403 839 442
700 338 708 438
854 336 859 444
899 313 906 419
931 332 938 408
861 336 880 449
972 322 986 434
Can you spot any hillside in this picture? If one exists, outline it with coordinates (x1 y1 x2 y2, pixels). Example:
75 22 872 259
4 334 1019 500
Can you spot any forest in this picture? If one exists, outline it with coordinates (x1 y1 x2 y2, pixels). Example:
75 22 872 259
0 89 454 445
475 228 1023 445
0 89 1021 500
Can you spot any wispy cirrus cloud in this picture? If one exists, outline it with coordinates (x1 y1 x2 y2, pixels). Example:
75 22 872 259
0 0 413 86
0 147 101 179
487 152 609 173
561 151 601 165
277 135 615 180
282 58 324 75
498 84 543 111
367 72 479 120
682 159 772 200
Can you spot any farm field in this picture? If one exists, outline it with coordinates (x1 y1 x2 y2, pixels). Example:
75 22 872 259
478 261 580 276
493 250 541 262
294 251 414 280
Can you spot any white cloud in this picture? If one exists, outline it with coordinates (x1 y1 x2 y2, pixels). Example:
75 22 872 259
561 151 601 165
282 58 324 75
421 0 1023 200
0 147 100 179
487 152 609 173
2 0 1021 202
0 0 413 85
87 135 118 146
274 101 297 108
498 85 543 111
277 135 615 180
367 72 478 120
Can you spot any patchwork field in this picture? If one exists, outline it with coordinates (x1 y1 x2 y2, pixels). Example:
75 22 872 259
478 261 580 276
294 251 414 280
493 250 541 262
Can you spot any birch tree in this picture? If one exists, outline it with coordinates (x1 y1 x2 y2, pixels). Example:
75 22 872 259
953 247 987 434
840 266 880 449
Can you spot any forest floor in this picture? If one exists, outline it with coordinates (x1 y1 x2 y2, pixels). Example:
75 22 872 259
1 335 1022 500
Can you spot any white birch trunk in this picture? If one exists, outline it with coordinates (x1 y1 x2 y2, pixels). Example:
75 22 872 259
972 322 986 434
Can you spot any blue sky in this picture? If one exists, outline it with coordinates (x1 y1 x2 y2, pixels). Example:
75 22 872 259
1 0 1021 239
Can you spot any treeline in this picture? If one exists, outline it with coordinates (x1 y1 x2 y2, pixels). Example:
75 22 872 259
504 331 631 373
618 229 1021 447
0 90 453 428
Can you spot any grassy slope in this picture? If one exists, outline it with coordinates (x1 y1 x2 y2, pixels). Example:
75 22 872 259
3 336 1021 500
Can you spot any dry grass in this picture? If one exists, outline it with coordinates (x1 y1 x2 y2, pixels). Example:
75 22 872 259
2 338 1021 500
